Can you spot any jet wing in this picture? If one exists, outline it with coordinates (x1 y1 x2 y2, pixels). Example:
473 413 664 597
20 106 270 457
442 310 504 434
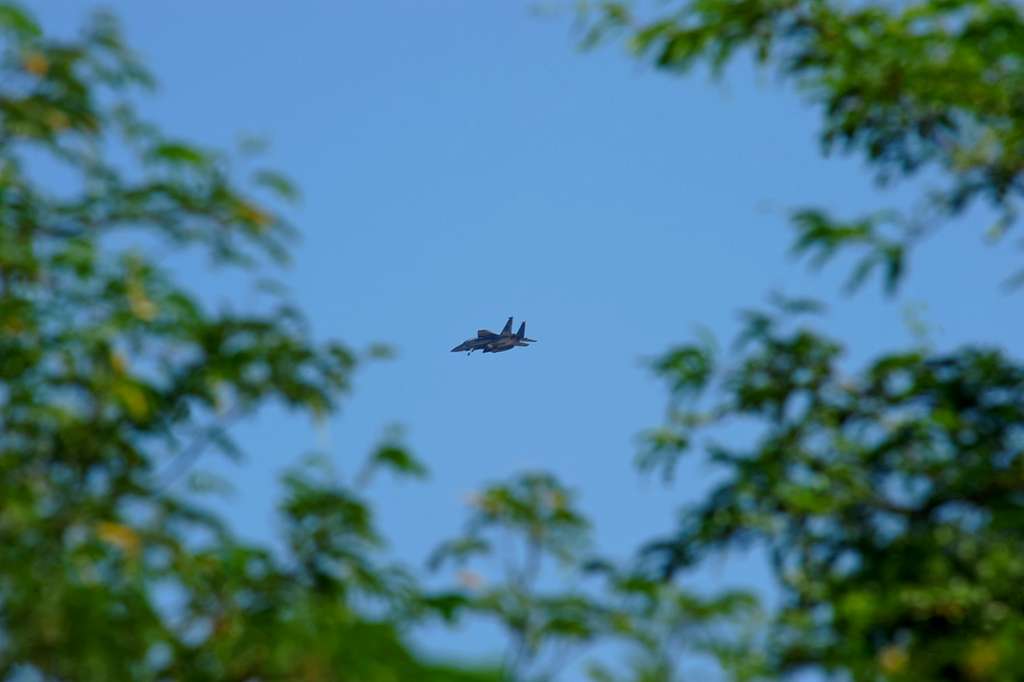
477 329 498 338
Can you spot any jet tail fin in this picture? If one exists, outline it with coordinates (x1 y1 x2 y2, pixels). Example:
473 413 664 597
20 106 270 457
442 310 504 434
516 322 526 339
500 317 513 336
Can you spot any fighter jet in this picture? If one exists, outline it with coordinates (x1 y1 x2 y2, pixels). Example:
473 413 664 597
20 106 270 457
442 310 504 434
450 317 536 355
450 317 513 354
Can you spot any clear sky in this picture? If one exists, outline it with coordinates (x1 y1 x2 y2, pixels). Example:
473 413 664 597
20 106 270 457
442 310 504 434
36 0 1023 673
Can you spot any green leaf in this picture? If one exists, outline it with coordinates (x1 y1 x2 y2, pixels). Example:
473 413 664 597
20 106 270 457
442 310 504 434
369 443 429 480
0 5 40 39
145 141 209 167
252 169 300 201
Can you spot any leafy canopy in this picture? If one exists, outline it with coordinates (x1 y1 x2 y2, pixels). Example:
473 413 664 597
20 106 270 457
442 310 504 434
583 0 1024 291
0 4 496 680
581 0 1024 679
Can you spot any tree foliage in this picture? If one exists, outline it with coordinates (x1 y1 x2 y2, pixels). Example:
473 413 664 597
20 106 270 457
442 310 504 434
642 301 1024 680
6 1 1024 681
0 5 495 680
583 0 1024 290
430 473 761 682
580 0 1024 679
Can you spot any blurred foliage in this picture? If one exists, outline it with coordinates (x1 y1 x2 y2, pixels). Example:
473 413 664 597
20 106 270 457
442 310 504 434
0 4 497 680
581 561 767 682
430 472 603 681
581 0 1024 290
8 0 1024 681
580 2 1024 679
642 299 1024 680
429 473 763 682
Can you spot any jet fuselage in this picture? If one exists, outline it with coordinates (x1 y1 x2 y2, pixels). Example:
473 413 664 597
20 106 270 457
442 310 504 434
451 317 536 355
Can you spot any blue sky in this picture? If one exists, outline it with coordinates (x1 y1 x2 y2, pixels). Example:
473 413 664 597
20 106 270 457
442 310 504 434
38 0 1023 672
